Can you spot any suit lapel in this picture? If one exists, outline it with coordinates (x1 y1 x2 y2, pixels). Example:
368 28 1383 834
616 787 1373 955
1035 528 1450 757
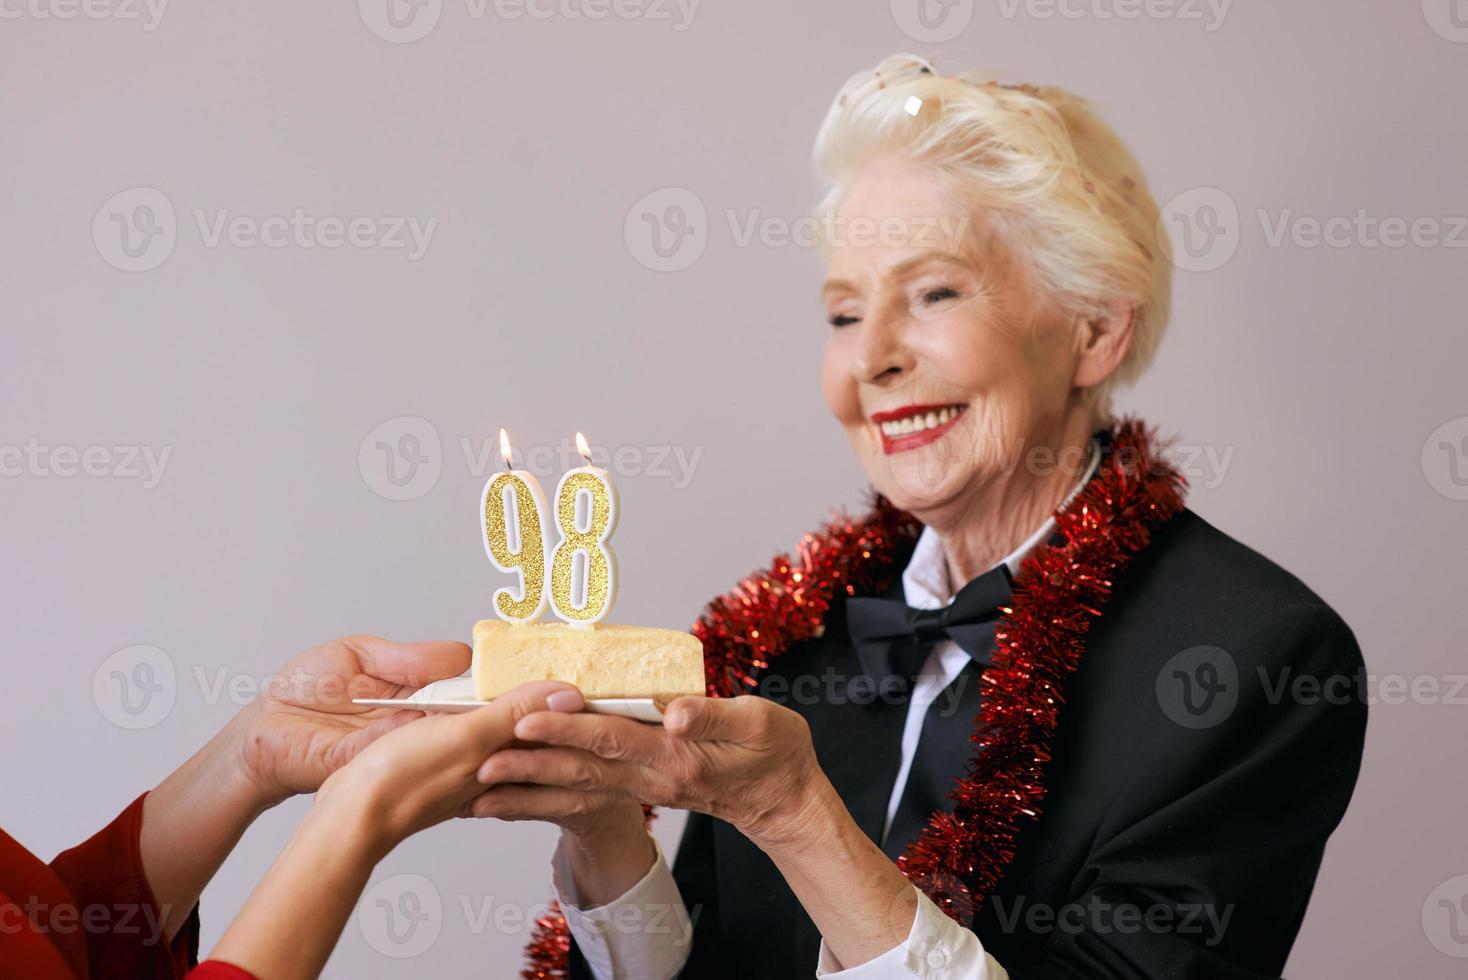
804 575 912 845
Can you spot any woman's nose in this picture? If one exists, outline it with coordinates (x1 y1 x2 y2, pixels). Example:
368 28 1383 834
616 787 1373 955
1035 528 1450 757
854 312 914 385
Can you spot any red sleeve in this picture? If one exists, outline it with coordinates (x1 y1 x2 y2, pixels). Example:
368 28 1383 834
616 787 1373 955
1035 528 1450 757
185 963 258 980
47 794 201 980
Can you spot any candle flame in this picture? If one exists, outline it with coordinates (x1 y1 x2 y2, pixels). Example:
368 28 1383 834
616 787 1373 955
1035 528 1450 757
499 428 514 469
575 431 591 460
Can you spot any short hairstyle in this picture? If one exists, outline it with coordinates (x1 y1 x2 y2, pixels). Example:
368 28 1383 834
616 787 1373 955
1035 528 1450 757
814 54 1173 412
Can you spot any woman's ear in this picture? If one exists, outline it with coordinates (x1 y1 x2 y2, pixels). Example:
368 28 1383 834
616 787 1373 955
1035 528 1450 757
1072 301 1137 392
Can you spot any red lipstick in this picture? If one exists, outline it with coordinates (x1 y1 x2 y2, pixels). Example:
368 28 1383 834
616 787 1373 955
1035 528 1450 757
872 403 967 455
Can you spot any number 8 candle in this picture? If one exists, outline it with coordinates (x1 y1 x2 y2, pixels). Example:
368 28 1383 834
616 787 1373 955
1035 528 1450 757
482 429 553 623
549 432 619 626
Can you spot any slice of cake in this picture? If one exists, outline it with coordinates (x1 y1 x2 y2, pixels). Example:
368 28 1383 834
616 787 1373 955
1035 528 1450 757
472 620 706 702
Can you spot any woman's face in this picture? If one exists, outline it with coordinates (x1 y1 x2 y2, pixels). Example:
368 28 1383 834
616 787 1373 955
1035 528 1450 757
821 156 1087 521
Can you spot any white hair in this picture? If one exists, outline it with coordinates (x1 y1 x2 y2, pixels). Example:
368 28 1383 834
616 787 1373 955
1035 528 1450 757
814 54 1173 413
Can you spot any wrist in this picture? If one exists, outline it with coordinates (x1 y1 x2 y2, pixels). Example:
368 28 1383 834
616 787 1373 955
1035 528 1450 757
562 801 650 862
744 771 843 858
205 707 287 818
558 803 655 907
308 778 397 865
227 702 295 812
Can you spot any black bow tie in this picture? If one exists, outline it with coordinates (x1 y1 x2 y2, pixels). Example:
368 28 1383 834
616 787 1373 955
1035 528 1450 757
845 563 1014 696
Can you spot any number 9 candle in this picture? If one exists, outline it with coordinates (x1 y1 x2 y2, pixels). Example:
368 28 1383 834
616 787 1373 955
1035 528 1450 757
549 432 619 625
482 429 553 623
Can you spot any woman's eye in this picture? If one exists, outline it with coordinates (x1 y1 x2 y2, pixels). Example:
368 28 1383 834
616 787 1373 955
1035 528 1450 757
828 314 860 328
920 286 960 305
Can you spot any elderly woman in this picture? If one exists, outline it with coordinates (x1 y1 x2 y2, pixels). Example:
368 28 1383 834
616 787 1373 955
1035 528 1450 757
480 56 1366 979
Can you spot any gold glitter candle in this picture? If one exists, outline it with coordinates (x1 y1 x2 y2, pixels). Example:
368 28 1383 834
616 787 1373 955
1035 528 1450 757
548 433 620 626
482 431 553 623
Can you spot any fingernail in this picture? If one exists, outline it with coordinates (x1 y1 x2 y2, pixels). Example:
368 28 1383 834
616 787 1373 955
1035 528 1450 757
546 689 584 713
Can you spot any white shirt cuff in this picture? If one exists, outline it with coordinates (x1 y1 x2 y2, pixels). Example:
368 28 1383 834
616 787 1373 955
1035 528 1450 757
816 886 1008 980
550 832 693 980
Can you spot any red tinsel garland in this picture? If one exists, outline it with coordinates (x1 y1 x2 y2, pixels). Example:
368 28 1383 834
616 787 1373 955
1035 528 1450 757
523 419 1186 977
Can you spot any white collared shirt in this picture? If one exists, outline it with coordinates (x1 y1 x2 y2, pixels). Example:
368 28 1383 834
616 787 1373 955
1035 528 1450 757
552 444 1100 980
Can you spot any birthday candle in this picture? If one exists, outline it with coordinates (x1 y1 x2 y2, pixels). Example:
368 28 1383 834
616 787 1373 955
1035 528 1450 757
481 429 553 623
548 432 619 626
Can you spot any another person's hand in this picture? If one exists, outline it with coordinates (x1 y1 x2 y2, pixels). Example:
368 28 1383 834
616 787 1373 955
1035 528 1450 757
316 679 587 846
464 744 655 907
235 635 473 806
475 695 832 849
209 681 585 980
141 634 474 940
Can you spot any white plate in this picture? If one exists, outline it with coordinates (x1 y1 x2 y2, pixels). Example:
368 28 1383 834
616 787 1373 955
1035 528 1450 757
352 675 665 723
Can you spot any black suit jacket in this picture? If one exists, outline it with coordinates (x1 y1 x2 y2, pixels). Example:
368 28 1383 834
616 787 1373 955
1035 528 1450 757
571 508 1367 979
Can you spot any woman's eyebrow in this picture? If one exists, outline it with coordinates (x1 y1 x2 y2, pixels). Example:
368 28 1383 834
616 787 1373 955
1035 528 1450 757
884 251 970 278
821 251 972 298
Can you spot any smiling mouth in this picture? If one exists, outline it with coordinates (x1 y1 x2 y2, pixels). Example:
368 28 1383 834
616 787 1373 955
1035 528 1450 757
871 403 968 454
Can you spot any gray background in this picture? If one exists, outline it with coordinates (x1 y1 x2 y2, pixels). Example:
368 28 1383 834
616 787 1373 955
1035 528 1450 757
3 0 1467 975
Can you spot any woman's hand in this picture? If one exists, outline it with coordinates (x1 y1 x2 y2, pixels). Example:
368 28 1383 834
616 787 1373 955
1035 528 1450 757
140 633 473 941
317 679 585 848
467 759 655 907
235 634 474 806
485 694 921 971
208 681 585 980
478 695 833 849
